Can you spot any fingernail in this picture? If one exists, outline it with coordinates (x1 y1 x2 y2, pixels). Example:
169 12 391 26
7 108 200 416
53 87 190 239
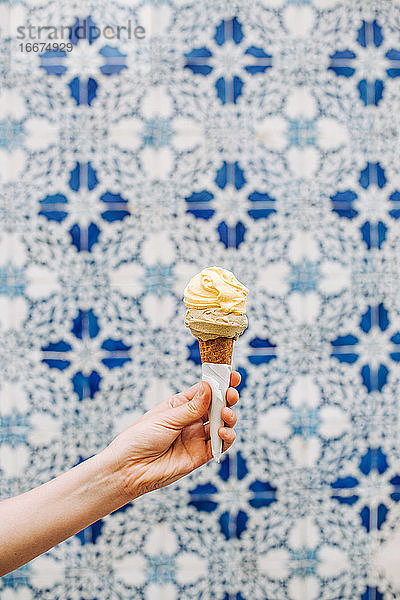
199 382 205 398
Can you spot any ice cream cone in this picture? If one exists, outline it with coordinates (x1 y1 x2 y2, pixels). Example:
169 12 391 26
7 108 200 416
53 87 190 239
183 267 248 462
198 337 234 365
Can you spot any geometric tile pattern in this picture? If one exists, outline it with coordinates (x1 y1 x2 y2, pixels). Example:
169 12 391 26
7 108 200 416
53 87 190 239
1 0 400 598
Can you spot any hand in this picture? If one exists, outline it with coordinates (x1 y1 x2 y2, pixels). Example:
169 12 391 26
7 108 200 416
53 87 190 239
106 371 241 502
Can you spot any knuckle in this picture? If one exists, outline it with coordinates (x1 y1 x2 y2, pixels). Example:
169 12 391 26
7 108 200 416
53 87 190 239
186 398 200 417
168 395 179 408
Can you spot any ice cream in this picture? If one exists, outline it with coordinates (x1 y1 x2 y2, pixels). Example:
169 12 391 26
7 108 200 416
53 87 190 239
184 267 248 314
183 267 248 461
184 266 248 342
184 309 247 341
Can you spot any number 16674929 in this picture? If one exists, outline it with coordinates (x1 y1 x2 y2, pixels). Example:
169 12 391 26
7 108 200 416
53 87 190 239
19 42 73 52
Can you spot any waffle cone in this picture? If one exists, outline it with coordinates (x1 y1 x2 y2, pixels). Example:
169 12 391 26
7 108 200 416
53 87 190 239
198 337 234 364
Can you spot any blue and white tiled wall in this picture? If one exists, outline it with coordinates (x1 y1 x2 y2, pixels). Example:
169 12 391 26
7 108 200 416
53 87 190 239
1 0 400 598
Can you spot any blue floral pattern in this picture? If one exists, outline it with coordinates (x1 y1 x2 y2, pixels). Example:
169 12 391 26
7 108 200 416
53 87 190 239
2 0 400 598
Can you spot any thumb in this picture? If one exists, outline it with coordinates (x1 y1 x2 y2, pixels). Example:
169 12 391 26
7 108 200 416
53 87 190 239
166 382 211 429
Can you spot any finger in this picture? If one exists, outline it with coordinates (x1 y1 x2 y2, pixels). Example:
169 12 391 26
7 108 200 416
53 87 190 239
218 427 236 452
169 382 210 409
184 371 239 400
165 383 211 429
226 387 239 407
144 385 201 416
230 371 241 388
174 382 202 404
180 381 204 401
221 406 237 427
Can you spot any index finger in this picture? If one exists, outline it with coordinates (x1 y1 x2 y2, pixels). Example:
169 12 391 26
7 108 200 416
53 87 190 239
230 370 241 388
181 370 240 399
176 371 240 405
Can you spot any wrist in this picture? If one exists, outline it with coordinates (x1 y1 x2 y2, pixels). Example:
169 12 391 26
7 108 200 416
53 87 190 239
98 441 141 507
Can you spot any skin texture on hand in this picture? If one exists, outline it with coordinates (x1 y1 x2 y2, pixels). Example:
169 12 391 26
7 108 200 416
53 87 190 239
0 373 240 576
108 371 241 502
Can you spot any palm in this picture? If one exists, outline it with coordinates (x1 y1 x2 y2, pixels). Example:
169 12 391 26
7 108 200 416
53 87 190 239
110 374 240 500
167 413 211 472
125 389 211 484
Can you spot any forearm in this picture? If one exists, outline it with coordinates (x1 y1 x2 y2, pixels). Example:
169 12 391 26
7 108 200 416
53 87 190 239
0 448 130 576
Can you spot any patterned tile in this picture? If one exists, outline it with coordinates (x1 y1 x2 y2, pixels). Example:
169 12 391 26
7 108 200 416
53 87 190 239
1 0 400 598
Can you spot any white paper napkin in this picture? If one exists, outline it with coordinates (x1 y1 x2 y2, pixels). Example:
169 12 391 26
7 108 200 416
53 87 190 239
202 362 232 463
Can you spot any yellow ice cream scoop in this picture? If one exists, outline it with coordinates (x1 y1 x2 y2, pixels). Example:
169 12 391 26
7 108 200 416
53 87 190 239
183 266 248 315
184 266 248 353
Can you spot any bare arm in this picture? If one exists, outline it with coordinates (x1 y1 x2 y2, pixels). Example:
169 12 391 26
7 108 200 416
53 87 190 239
0 372 240 576
0 449 126 576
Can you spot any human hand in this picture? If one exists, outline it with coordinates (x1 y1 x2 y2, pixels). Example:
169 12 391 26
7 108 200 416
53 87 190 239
105 371 241 502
